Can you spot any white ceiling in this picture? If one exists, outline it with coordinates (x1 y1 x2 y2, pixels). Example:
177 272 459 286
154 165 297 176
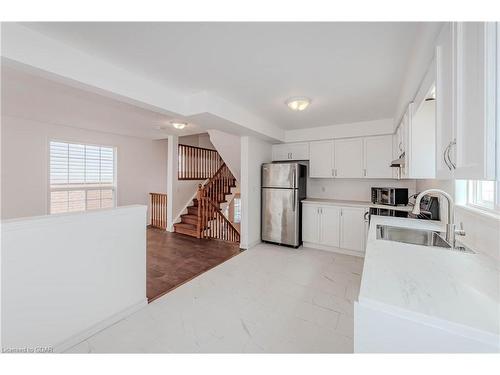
21 22 421 130
1 66 205 139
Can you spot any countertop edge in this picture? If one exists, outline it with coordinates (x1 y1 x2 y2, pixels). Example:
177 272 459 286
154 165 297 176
302 198 414 212
357 296 500 349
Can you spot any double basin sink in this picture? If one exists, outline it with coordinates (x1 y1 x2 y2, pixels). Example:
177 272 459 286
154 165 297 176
376 225 475 254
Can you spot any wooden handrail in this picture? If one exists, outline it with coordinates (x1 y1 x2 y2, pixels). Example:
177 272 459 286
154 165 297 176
150 193 167 229
178 144 223 180
195 163 239 243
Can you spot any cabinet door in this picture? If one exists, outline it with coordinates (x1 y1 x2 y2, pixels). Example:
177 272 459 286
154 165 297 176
302 204 320 243
435 22 455 179
364 135 393 178
334 138 364 178
272 144 290 161
309 140 334 178
289 143 310 160
319 206 341 247
340 207 366 252
453 22 496 180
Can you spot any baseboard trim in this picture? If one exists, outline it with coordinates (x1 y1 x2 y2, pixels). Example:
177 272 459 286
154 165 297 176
303 242 365 258
241 239 261 250
55 298 148 353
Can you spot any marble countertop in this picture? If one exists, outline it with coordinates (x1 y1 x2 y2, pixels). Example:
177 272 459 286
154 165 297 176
359 215 500 348
302 198 413 212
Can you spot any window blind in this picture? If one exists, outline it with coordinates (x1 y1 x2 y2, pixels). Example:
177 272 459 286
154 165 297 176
49 141 115 214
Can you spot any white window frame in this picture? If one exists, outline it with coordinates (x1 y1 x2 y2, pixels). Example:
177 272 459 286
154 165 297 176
465 180 500 214
48 139 118 214
233 197 241 223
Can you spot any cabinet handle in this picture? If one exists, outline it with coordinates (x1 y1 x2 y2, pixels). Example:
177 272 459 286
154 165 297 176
447 140 456 169
443 143 452 171
364 211 369 221
363 168 367 177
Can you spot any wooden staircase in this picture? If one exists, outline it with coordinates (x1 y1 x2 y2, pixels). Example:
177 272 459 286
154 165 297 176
174 151 240 243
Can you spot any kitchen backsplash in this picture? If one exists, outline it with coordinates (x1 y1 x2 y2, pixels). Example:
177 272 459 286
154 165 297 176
307 177 417 202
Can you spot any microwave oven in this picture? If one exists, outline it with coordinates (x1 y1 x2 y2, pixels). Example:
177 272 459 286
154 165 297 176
371 187 409 206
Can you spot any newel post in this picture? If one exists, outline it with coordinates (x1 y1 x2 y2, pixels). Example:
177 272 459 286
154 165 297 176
196 184 203 238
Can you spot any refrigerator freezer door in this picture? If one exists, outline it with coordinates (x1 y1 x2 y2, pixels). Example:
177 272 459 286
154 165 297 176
262 163 298 189
261 188 300 246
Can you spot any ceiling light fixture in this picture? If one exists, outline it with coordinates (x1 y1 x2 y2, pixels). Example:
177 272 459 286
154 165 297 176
171 122 187 130
286 97 311 112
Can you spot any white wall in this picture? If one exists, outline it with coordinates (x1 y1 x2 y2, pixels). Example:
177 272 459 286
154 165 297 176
240 136 272 249
179 133 215 149
284 118 393 143
0 116 167 222
394 22 444 128
307 177 417 202
416 179 500 262
207 129 241 181
1 205 147 352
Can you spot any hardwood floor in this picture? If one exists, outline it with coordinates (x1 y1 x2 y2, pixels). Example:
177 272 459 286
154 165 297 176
147 227 241 302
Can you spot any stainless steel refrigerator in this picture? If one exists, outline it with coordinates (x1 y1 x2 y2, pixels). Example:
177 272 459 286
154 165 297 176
261 162 307 248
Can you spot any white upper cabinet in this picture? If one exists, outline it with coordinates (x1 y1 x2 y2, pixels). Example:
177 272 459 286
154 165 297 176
272 142 309 161
434 22 497 181
309 140 334 178
308 135 394 179
435 22 455 179
334 138 364 178
363 135 393 178
453 22 497 180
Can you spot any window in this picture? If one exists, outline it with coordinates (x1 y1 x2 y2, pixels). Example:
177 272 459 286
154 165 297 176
49 141 116 214
466 180 500 213
233 197 241 223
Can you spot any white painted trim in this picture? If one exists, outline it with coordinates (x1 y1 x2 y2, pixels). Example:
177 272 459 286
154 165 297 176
242 239 261 250
166 135 178 232
57 299 147 353
303 242 365 258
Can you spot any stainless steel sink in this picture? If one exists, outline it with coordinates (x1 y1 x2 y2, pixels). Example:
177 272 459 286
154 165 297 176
376 225 475 253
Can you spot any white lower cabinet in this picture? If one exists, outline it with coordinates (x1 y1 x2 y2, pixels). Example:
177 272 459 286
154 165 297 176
302 204 320 243
340 207 367 252
302 203 368 256
320 206 341 248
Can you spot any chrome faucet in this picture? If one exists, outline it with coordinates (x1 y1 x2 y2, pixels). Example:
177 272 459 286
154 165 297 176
412 189 466 248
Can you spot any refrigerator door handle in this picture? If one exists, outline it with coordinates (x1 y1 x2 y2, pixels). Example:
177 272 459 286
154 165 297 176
292 190 296 212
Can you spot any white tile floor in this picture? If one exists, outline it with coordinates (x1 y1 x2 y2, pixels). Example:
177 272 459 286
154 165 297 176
66 243 363 353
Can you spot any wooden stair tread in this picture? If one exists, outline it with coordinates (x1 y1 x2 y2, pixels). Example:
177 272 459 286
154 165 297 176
174 222 196 230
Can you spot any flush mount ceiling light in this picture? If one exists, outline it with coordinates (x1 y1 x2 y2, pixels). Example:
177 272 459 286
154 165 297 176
286 97 311 112
171 121 187 130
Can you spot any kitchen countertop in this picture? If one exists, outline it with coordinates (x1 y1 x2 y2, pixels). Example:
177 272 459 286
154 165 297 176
359 215 500 349
302 198 414 212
